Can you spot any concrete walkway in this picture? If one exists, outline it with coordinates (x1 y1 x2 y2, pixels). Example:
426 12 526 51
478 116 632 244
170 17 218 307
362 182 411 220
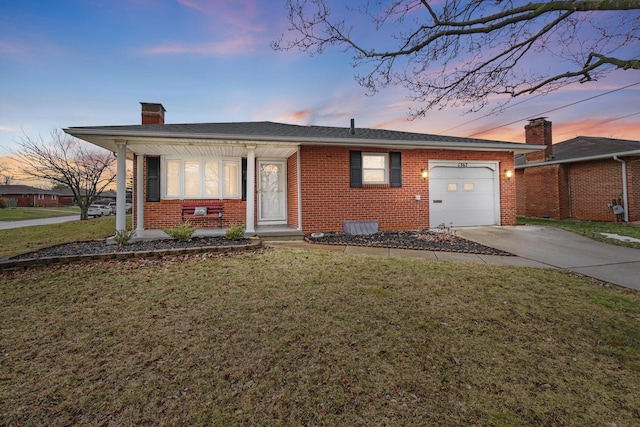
267 225 640 291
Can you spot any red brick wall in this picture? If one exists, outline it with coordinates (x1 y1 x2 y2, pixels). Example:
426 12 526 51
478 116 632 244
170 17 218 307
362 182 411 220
299 146 516 233
1 193 59 207
143 199 246 229
525 118 553 163
522 164 562 218
133 149 517 232
519 157 640 222
567 160 624 221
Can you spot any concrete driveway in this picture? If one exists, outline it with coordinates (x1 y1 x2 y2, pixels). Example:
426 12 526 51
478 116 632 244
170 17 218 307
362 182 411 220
456 226 640 291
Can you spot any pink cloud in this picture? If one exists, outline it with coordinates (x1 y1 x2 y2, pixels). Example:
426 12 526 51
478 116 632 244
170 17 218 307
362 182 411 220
177 0 267 34
142 36 261 56
0 125 15 132
141 0 269 56
279 109 314 122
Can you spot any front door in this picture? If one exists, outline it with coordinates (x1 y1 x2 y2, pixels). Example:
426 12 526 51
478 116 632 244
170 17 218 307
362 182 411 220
258 160 287 224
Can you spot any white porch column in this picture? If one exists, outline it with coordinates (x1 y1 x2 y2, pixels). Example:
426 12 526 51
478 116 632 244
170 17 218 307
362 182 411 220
297 146 302 231
136 154 145 236
115 141 127 232
245 145 256 234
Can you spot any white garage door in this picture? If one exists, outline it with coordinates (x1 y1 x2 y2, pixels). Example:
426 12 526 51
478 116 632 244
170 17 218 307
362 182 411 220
429 161 499 228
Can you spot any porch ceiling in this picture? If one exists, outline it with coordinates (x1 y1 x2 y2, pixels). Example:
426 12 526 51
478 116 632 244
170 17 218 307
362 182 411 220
126 142 298 158
73 134 299 158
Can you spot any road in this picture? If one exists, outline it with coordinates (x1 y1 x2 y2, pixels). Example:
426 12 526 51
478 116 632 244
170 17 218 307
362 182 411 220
0 215 81 230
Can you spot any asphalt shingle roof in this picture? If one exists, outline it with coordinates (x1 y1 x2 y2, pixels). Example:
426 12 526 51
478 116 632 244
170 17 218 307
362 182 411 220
68 121 518 145
516 136 640 166
0 185 58 195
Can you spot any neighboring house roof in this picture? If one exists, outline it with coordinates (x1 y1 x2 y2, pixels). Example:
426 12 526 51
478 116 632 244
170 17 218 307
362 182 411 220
516 136 640 167
56 188 117 198
0 185 59 196
65 121 543 156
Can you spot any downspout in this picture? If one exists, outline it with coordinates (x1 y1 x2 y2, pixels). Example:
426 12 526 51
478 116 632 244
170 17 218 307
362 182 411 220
613 156 629 222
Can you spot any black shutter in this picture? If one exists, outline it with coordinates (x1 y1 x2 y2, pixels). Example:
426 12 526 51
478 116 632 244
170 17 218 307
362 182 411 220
146 156 160 202
241 158 247 201
390 152 402 187
350 151 362 188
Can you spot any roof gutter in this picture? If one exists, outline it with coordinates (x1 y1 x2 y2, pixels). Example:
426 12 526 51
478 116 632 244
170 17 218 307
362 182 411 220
516 149 640 169
613 156 629 222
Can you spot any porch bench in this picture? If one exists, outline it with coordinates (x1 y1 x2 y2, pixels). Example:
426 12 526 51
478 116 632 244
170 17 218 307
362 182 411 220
180 203 223 227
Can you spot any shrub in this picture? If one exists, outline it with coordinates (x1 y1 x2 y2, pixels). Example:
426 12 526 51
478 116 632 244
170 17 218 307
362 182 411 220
225 224 245 240
163 221 196 242
0 198 6 209
113 229 136 246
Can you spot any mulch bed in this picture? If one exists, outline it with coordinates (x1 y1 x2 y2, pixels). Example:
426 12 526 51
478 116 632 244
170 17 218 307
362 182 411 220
9 237 255 260
305 229 514 256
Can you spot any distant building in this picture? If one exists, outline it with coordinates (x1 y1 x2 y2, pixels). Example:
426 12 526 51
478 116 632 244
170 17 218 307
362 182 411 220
516 118 640 222
0 185 60 207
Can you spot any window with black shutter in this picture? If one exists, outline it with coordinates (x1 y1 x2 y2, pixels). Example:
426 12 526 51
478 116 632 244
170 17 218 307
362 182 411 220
146 156 160 202
350 150 402 187
350 150 363 188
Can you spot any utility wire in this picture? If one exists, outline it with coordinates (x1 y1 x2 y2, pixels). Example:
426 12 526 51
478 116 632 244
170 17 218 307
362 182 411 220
554 111 640 137
437 93 545 135
464 81 640 138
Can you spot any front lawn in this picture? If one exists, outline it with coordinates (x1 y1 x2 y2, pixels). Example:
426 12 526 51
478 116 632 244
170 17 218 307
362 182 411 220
518 217 640 250
0 206 80 221
0 216 118 259
1 249 639 426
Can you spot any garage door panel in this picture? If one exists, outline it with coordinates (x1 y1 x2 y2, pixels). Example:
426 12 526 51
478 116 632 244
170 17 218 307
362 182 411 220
429 162 499 228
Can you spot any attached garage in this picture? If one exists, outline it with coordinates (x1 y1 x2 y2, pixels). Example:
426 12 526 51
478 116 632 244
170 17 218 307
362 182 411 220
429 161 500 228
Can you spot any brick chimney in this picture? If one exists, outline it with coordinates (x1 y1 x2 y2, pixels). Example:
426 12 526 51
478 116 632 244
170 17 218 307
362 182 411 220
525 118 553 163
141 102 166 125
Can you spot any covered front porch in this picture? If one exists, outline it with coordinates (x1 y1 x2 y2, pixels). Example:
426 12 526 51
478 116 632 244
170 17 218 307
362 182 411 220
107 136 302 238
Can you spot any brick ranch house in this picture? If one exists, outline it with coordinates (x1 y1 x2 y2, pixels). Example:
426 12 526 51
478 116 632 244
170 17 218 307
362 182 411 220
516 118 640 222
0 185 60 207
64 103 543 237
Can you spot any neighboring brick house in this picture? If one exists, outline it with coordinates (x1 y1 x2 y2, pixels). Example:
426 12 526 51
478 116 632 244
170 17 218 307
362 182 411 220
516 118 640 222
64 103 543 237
0 185 60 207
56 188 118 206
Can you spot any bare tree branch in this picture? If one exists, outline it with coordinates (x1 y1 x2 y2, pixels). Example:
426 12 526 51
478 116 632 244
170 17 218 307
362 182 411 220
13 130 116 220
0 162 15 185
274 0 640 115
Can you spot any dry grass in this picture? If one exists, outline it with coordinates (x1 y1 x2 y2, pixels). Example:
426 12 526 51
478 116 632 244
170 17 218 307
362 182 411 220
0 207 79 221
0 216 119 259
1 249 639 426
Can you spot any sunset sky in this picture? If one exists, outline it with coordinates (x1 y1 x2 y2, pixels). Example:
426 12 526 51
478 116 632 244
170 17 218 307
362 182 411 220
1 0 639 177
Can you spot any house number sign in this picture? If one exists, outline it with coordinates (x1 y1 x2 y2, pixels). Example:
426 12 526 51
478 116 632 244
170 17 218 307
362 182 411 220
457 162 469 168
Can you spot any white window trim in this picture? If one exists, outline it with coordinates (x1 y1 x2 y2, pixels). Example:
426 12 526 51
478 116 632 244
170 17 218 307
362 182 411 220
162 156 242 200
362 152 389 184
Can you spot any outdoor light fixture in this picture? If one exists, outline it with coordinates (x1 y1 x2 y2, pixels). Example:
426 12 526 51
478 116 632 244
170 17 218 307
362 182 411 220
505 169 513 180
421 168 428 180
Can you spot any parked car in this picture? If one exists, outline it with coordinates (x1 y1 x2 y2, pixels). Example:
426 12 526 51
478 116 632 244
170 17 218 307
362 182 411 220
87 204 111 217
107 201 132 213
